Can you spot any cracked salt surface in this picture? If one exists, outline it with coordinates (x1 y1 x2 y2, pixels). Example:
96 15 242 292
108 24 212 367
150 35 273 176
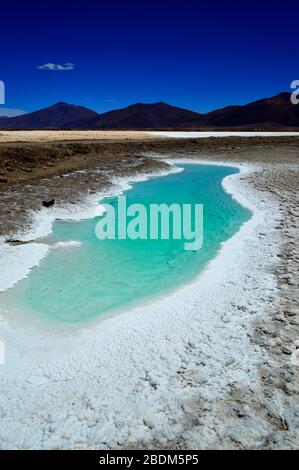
0 160 281 449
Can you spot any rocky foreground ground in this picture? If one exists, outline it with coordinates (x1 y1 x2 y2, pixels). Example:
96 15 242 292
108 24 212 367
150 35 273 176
0 135 298 236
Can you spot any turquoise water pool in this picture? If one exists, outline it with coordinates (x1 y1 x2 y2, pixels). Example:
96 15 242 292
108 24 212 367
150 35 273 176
2 164 251 323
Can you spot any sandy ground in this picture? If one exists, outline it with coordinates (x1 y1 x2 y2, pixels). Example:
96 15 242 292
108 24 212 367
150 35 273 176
1 130 298 144
0 137 298 449
0 130 157 143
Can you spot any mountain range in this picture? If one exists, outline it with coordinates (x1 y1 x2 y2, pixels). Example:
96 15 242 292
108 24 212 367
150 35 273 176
0 92 298 129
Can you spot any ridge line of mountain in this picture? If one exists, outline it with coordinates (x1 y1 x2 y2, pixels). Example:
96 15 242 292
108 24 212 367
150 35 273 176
1 91 298 129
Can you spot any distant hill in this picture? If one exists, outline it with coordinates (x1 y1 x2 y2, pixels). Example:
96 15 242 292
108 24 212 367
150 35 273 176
204 92 299 127
0 102 98 129
72 102 206 129
1 92 298 129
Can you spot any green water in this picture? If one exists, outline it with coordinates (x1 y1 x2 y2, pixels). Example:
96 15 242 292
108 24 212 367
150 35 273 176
2 164 251 323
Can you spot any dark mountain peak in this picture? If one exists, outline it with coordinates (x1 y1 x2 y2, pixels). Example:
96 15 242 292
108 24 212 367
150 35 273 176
52 101 70 107
205 91 297 127
84 101 205 129
266 91 290 98
123 101 168 110
51 101 95 111
149 101 172 107
262 91 291 105
122 101 182 112
0 102 98 129
130 101 193 110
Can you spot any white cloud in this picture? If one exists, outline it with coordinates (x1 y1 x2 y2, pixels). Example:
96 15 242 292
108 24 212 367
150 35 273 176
37 63 75 71
0 108 26 117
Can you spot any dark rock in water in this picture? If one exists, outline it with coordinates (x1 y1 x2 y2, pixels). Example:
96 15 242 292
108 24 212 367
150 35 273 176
42 199 55 208
5 239 31 246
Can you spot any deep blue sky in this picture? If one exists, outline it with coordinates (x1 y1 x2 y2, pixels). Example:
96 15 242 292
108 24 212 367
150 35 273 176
0 0 298 115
